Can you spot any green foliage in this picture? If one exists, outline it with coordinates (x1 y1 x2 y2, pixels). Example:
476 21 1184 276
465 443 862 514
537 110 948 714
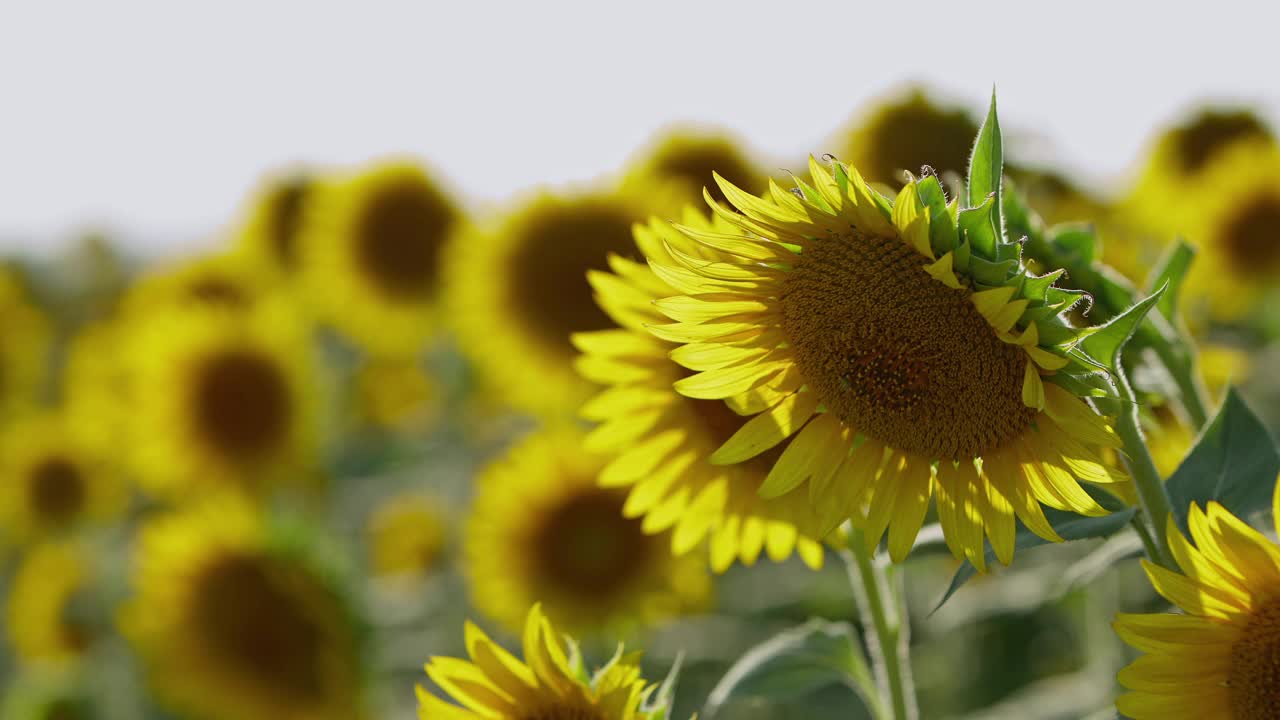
1078 284 1167 370
1166 388 1280 534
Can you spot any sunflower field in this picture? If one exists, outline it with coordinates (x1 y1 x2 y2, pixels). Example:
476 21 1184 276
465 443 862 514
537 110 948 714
3 46 1280 720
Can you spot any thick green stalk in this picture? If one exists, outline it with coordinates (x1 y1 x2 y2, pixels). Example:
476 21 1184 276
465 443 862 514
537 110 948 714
1113 369 1178 570
841 529 917 720
1148 318 1211 429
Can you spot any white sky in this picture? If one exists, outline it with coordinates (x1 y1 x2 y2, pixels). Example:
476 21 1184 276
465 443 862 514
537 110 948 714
1 0 1277 253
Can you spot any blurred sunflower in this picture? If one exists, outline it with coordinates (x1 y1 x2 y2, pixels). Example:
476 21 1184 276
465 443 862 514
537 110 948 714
418 603 675 720
0 673 95 720
367 492 448 580
7 543 96 665
1113 482 1280 719
465 428 709 636
302 160 461 354
61 322 132 457
128 302 320 499
0 268 51 421
122 498 364 720
353 356 439 432
623 129 768 210
837 88 979 189
573 208 827 573
0 414 123 542
639 155 1129 570
120 251 276 316
237 171 316 275
446 189 657 416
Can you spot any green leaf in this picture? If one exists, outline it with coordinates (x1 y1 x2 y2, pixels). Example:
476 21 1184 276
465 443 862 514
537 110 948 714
644 654 685 720
967 255 1017 286
1077 284 1167 370
933 502 1137 612
967 90 1003 230
1021 269 1065 304
958 194 998 259
1145 240 1196 321
1166 388 1280 535
703 620 879 718
915 175 958 256
1047 224 1097 266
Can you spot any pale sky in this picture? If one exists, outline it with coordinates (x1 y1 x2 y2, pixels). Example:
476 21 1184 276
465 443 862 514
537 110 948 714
1 0 1277 253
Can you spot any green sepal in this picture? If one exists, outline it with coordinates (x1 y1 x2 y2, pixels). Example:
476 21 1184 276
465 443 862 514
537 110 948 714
1046 223 1097 266
915 175 959 256
1044 369 1121 400
967 254 1017 286
953 239 972 273
642 653 685 720
966 89 1003 225
1036 318 1083 346
958 193 998 259
789 173 832 213
1021 269 1066 304
1077 284 1167 370
994 239 1023 264
1145 239 1196 322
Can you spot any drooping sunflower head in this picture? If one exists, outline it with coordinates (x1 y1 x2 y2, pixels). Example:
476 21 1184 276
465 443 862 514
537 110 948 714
6 542 97 666
366 491 448 580
1114 481 1280 720
0 268 51 422
465 427 710 637
573 207 829 573
0 414 123 542
237 171 316 275
122 497 365 720
302 160 462 354
623 128 768 209
838 88 980 189
446 189 657 416
418 603 677 720
127 301 320 499
643 99 1130 570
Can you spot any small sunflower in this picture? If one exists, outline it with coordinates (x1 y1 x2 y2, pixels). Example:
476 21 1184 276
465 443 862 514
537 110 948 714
127 302 320 499
367 492 448 580
236 171 316 275
352 356 440 432
0 268 51 421
837 88 980 189
0 414 123 543
418 603 677 720
302 160 462 354
639 147 1130 569
61 322 132 458
573 208 827 573
623 129 769 210
446 189 659 416
122 498 364 720
120 251 276 316
6 543 96 665
465 427 709 636
1113 481 1280 719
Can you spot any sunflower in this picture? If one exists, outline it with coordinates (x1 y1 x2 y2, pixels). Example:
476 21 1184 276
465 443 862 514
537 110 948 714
418 603 676 720
465 427 709 636
127 301 320 499
0 414 123 543
61 322 132 458
120 251 277 316
1113 480 1280 719
6 543 96 665
446 189 660 416
236 171 317 275
352 356 440 432
367 492 448 580
121 498 364 720
0 673 95 720
623 128 768 210
0 268 51 421
573 208 827 573
639 150 1131 570
302 160 462 354
837 88 979 189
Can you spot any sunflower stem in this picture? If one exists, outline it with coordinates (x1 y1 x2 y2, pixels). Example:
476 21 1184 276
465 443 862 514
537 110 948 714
1113 368 1178 570
841 530 918 720
1150 332 1211 430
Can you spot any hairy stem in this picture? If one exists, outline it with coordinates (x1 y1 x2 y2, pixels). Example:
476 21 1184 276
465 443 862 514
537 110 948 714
1113 369 1178 569
841 529 918 720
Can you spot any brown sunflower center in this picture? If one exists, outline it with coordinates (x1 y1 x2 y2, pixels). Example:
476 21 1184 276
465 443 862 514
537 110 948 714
355 181 455 300
863 102 978 188
1218 193 1280 275
42 699 89 720
780 231 1036 460
531 487 652 600
509 204 641 356
1172 111 1272 175
191 553 331 699
188 276 250 307
193 349 291 461
268 178 310 269
1229 596 1280 719
29 457 86 525
519 705 608 720
652 145 760 205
